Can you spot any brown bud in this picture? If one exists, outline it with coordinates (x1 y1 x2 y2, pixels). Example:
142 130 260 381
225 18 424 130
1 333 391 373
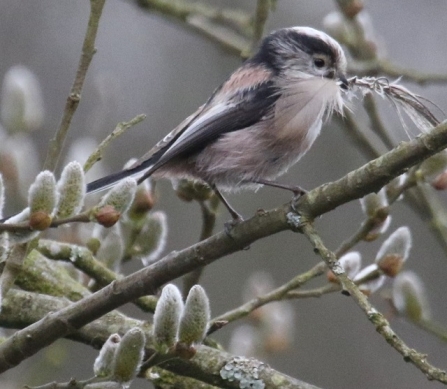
128 189 155 219
29 210 52 230
326 270 339 284
0 152 18 185
174 342 196 359
377 254 403 278
431 170 447 190
264 333 289 353
344 0 364 18
94 205 121 227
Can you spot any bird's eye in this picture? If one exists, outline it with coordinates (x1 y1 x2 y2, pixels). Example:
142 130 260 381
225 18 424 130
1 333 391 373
313 58 326 68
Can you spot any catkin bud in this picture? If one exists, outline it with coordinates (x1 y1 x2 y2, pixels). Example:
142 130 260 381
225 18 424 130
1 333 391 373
94 333 121 378
418 151 447 180
375 226 411 277
112 327 146 384
360 189 388 218
387 174 407 201
178 285 210 347
392 271 430 322
263 301 295 353
172 179 213 202
136 211 168 266
56 161 86 219
242 271 274 322
93 179 137 226
323 12 350 43
1 134 40 199
327 252 362 282
228 325 257 357
128 186 155 219
94 224 124 272
65 137 106 181
323 10 376 58
98 178 137 213
1 65 44 134
28 171 57 230
153 284 184 352
359 189 391 241
124 159 154 220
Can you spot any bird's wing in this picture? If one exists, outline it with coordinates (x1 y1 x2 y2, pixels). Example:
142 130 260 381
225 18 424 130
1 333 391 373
87 70 279 192
144 80 279 175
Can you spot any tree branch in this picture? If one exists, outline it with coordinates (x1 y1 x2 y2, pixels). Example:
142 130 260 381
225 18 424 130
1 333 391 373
0 289 323 389
0 120 446 373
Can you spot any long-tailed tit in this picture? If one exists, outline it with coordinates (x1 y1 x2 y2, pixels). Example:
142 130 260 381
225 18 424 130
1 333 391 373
87 27 348 220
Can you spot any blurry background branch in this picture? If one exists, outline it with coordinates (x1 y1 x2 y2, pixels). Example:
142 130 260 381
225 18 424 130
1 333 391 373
134 0 253 56
43 0 107 172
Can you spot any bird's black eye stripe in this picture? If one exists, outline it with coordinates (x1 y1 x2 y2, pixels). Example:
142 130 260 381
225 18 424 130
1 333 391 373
288 31 334 56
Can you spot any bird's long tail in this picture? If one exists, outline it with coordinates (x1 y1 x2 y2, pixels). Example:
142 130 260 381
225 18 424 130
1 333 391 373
86 157 155 193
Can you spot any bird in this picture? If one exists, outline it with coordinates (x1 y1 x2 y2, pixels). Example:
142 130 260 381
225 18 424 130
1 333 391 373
87 26 348 221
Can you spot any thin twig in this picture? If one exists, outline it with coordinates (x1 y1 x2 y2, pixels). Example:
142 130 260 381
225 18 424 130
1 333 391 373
348 59 447 86
301 221 447 384
83 114 146 173
43 0 106 172
249 0 270 55
285 283 340 299
208 262 326 333
0 213 91 233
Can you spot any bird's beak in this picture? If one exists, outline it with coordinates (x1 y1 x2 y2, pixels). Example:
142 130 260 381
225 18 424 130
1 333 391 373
337 73 349 90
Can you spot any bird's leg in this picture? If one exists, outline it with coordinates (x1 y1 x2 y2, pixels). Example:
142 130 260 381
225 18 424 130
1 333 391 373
211 185 244 222
251 178 307 197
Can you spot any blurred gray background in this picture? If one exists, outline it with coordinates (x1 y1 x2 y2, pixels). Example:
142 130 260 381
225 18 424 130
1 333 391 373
0 1 446 388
